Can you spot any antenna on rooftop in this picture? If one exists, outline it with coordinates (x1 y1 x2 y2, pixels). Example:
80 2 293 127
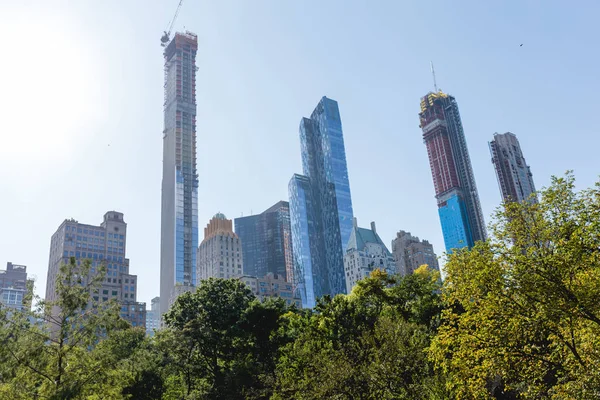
430 61 439 92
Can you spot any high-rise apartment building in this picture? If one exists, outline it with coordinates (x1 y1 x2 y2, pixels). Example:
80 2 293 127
343 219 395 292
0 262 31 311
289 96 354 308
160 32 199 317
490 132 536 203
419 91 486 253
234 201 294 282
197 214 243 281
146 296 160 337
45 212 146 327
392 231 439 276
239 273 302 308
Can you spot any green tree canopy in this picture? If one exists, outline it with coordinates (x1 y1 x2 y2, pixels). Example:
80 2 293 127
431 173 600 399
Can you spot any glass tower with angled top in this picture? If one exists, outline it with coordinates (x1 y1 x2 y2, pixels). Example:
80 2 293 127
289 97 354 308
160 32 199 317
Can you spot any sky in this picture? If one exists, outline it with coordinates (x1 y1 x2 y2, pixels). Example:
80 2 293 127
0 0 598 306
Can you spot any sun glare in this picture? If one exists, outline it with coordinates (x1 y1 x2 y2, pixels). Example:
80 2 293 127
0 13 103 165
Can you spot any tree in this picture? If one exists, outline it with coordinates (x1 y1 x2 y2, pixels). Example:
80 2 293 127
160 277 291 399
430 173 600 399
0 257 133 399
273 268 448 399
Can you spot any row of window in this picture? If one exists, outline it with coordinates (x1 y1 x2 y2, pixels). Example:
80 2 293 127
66 226 105 236
63 252 123 263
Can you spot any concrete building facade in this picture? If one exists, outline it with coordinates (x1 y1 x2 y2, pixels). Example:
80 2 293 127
0 262 31 311
490 132 536 203
392 231 439 276
240 273 301 308
197 214 243 281
344 219 395 292
234 201 294 282
45 211 146 328
160 31 199 318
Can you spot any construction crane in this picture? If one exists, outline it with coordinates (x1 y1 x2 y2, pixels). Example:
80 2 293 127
161 0 184 47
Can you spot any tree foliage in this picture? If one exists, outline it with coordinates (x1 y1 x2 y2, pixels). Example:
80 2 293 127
273 267 447 399
431 173 600 399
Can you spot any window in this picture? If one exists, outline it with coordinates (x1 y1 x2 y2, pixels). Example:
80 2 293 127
112 291 117 296
102 290 108 295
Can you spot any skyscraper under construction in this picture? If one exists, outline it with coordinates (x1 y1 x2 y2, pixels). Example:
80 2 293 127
160 32 199 317
490 132 536 204
419 91 486 253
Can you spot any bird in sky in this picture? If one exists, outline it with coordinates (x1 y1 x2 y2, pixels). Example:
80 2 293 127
520 44 523 47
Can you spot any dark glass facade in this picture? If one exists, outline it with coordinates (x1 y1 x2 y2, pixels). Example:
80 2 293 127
289 97 352 308
234 201 294 282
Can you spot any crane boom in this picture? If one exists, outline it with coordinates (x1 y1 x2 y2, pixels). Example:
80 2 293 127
161 0 184 47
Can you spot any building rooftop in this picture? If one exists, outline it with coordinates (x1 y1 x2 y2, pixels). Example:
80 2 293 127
346 220 392 256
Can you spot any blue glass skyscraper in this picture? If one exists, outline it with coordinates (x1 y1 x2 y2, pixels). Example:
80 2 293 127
289 97 354 308
234 201 294 282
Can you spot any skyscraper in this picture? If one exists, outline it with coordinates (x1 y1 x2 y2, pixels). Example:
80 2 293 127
343 219 395 292
419 91 486 252
289 97 354 308
160 32 199 317
392 230 439 276
197 213 243 281
146 296 160 337
234 201 293 282
0 262 31 311
45 212 146 328
490 132 536 203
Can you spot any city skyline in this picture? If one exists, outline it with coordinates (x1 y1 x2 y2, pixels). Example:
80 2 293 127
2 1 598 306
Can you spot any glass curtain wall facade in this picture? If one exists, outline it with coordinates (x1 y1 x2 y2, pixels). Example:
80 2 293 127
419 91 486 253
234 201 293 282
490 132 536 203
289 97 353 308
289 175 320 308
160 32 199 317
307 98 354 251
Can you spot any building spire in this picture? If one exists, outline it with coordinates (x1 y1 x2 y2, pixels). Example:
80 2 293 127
430 61 439 93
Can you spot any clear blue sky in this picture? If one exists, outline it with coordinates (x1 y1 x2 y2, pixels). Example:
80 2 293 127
0 0 598 306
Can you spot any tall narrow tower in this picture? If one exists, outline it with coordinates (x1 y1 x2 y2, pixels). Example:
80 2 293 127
419 91 486 253
489 132 536 203
289 96 354 308
160 32 199 317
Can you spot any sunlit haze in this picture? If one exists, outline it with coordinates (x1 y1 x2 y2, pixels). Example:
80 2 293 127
0 0 598 307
